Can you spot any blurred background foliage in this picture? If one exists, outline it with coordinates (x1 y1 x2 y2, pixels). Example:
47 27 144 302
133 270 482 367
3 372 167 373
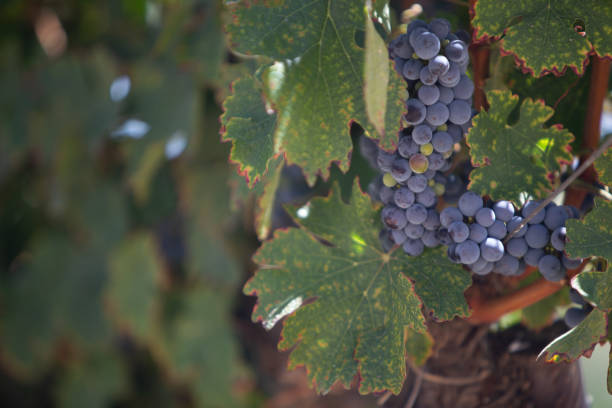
0 0 259 407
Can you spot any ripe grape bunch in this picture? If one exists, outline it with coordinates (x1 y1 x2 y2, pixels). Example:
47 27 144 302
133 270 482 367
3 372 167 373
372 18 474 256
369 18 583 284
439 193 583 282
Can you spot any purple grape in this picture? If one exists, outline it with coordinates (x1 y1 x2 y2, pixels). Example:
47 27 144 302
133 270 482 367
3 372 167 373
438 62 461 87
391 158 412 182
432 131 453 153
506 237 528 258
448 221 470 243
405 203 428 224
445 40 468 62
469 223 488 243
382 206 408 230
413 31 441 60
427 153 445 170
429 18 451 40
391 229 407 245
422 230 440 248
452 74 474 100
564 307 589 328
405 99 427 125
423 209 441 230
398 136 419 158
377 150 395 172
403 238 425 256
475 207 496 227
494 254 520 276
418 84 440 105
412 124 433 145
456 240 480 264
488 220 507 240
493 201 515 222
525 224 549 249
522 201 546 224
481 237 504 262
407 174 428 193
440 206 463 227
544 204 569 230
506 216 528 238
419 65 438 86
562 255 582 270
402 59 423 80
458 191 484 217
438 85 454 104
405 223 425 239
448 99 472 125
417 187 437 207
394 187 415 209
425 102 449 126
538 254 564 282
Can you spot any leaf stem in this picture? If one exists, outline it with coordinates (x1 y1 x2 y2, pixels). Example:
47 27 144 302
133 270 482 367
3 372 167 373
570 179 612 201
503 135 612 243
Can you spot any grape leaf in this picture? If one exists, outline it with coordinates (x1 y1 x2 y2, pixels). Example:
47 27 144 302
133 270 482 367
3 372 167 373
106 234 161 341
226 0 403 185
153 288 240 407
364 6 406 147
539 308 607 362
466 90 573 203
245 180 469 394
575 266 612 312
566 198 612 262
595 146 612 186
57 351 126 408
221 75 276 187
472 0 612 76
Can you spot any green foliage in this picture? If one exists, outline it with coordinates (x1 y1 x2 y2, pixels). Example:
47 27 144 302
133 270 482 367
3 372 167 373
539 308 608 362
473 0 612 76
466 90 573 203
246 180 468 394
566 198 612 262
221 75 277 187
595 146 612 186
226 0 403 185
576 267 612 312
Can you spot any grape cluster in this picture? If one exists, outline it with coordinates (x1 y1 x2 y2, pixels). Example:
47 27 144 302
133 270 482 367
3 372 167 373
564 288 593 328
441 193 583 282
371 18 474 256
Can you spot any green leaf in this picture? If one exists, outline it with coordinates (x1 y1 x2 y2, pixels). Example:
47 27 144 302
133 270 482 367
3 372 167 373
472 0 612 76
575 266 612 311
226 0 403 185
56 351 126 408
364 4 403 142
595 146 612 186
221 75 276 187
566 198 612 262
539 308 607 362
153 288 239 407
0 234 109 377
254 155 285 240
245 180 469 394
107 234 161 341
466 90 573 203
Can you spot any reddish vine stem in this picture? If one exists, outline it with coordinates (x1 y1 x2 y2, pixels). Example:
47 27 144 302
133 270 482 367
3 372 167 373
503 135 612 244
467 261 585 324
565 56 611 208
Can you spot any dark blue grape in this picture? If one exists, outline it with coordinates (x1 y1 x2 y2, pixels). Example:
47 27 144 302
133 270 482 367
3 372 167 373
569 288 586 306
564 307 589 328
422 230 440 248
550 226 567 251
475 207 496 227
429 18 451 40
406 203 428 224
402 59 423 80
456 240 480 264
544 204 569 230
448 221 469 243
440 206 463 227
438 85 454 104
494 254 520 276
481 237 504 262
403 238 424 256
419 65 438 86
525 224 549 249
417 187 437 207
394 187 415 209
412 124 433 145
423 209 441 230
506 237 528 258
562 255 582 270
382 206 408 230
398 136 419 158
448 99 472 125
405 99 427 125
458 191 483 216
405 223 425 239
418 85 440 105
445 40 468 62
391 229 407 245
493 201 515 222
432 131 453 153
469 223 488 243
425 102 449 126
436 228 453 246
453 74 474 100
538 254 565 282
391 158 412 182
413 31 441 60
427 153 445 171
488 220 507 240
407 174 428 193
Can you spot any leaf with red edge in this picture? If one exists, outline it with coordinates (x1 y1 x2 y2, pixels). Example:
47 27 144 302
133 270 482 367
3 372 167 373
226 0 403 185
244 180 469 394
221 75 276 188
472 0 612 76
539 308 608 363
466 89 573 203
